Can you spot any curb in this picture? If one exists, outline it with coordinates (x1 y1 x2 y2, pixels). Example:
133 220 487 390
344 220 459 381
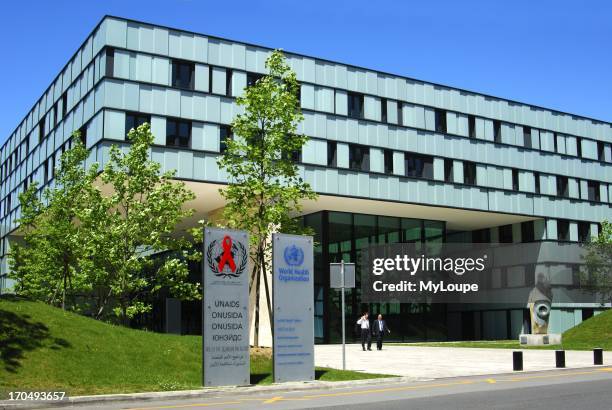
0 376 416 409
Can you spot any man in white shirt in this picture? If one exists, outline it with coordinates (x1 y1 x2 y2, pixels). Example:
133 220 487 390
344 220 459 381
356 312 372 351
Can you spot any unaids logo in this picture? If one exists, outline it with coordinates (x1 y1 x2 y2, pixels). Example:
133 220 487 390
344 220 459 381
207 235 248 278
283 244 304 266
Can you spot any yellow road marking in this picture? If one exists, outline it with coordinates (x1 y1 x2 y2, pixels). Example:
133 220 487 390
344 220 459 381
128 401 241 410
304 380 474 399
502 369 604 382
597 367 612 372
485 378 497 384
262 396 283 404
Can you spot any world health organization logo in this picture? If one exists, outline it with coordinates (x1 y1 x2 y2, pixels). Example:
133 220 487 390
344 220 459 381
283 244 304 266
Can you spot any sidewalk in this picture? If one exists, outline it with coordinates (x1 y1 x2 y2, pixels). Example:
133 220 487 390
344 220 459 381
314 343 604 378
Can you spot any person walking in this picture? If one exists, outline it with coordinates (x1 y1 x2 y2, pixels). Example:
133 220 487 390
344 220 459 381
356 312 372 351
372 314 391 350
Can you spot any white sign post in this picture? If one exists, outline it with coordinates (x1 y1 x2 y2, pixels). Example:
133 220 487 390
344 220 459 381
202 227 250 387
330 262 355 371
272 233 315 383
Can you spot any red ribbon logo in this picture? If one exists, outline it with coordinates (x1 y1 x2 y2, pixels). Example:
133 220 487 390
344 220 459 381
218 235 237 272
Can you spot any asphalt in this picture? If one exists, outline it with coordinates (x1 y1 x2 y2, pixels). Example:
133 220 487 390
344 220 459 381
17 366 612 410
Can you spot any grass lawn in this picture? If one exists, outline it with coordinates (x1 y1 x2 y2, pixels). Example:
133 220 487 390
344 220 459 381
0 298 390 398
393 309 612 351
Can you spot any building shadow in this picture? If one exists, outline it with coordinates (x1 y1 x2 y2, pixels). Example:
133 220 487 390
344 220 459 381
249 373 269 384
314 369 329 379
0 299 71 373
249 369 329 384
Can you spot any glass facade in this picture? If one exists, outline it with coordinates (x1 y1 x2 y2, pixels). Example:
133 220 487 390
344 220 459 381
303 210 446 343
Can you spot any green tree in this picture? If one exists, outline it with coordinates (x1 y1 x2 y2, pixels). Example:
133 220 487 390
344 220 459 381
582 220 612 305
87 123 200 323
218 50 317 345
9 133 101 310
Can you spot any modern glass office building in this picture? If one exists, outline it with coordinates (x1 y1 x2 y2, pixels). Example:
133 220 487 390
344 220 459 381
1 16 611 344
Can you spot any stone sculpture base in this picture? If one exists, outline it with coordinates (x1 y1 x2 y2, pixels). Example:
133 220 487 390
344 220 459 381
519 333 562 346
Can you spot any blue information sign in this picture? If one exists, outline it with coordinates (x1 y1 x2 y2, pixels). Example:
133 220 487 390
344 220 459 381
272 233 315 383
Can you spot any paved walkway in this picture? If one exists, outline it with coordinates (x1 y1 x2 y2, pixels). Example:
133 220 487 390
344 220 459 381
314 344 605 379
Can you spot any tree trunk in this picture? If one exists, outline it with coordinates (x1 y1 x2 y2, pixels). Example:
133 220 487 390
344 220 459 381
62 259 68 311
261 249 273 338
253 252 261 347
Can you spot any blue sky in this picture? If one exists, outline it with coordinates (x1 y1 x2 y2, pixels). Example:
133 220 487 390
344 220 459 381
1 0 611 141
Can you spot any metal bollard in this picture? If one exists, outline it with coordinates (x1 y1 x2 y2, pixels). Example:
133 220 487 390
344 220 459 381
513 351 523 371
594 348 603 365
555 350 565 368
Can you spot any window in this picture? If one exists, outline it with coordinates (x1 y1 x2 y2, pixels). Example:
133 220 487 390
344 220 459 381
597 141 605 162
78 125 87 146
53 103 58 128
512 168 520 191
208 67 213 93
523 126 532 148
166 119 191 148
38 118 45 143
281 135 302 163
105 48 115 77
434 109 447 133
62 91 68 118
521 221 535 243
464 161 477 185
397 102 403 126
553 133 559 153
347 92 364 119
576 137 582 157
534 172 541 194
444 159 453 182
472 228 490 243
44 159 50 183
499 224 513 243
493 120 501 143
383 149 393 174
405 153 433 179
348 144 369 172
219 125 232 154
578 222 590 243
288 148 302 163
556 175 569 198
125 112 151 135
327 141 337 167
381 98 388 123
468 115 476 138
557 219 570 241
247 72 263 87
171 60 195 90
226 69 233 96
587 180 600 202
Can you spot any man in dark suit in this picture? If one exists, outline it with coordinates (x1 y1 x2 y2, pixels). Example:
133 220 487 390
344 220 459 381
372 314 390 350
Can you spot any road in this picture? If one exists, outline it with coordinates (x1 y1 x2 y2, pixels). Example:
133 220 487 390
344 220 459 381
44 367 612 410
